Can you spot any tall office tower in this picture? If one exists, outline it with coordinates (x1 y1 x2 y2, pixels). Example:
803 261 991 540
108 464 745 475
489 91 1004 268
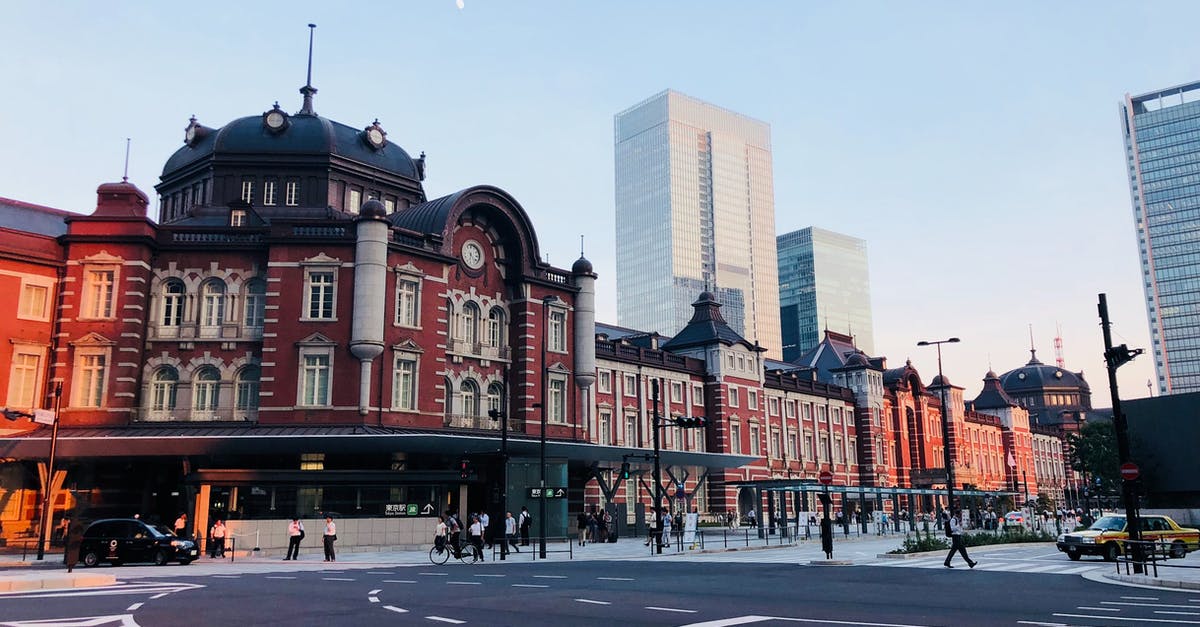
776 227 874 362
1122 82 1200 395
614 90 781 357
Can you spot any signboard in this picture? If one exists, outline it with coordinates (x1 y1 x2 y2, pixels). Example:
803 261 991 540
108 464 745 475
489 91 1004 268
818 470 834 486
527 487 567 499
385 503 437 516
675 484 686 498
1120 462 1139 481
683 512 699 545
32 409 55 426
910 468 948 486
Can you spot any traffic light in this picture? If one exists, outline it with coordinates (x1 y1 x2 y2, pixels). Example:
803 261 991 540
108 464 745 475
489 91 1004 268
619 462 630 480
673 416 707 428
459 459 471 480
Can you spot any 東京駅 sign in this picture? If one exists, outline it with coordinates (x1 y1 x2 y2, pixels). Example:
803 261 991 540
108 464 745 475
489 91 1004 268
527 487 567 499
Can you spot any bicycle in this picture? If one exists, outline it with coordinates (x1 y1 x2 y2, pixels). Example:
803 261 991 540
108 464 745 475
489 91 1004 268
429 541 451 565
429 538 482 565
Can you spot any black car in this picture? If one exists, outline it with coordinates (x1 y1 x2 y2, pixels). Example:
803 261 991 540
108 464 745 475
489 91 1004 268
79 518 198 567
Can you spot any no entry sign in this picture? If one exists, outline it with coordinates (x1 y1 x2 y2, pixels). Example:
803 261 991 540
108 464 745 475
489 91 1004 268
1120 462 1139 481
819 470 834 485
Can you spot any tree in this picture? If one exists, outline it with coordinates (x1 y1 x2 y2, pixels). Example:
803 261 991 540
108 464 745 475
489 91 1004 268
1067 421 1119 495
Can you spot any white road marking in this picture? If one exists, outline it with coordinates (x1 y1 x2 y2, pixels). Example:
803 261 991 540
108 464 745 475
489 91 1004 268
512 584 549 588
265 576 296 580
321 578 355 581
978 562 1024 571
1022 565 1064 573
368 589 382 595
1055 613 1200 624
1103 601 1198 609
125 603 143 611
575 599 611 605
366 572 394 575
446 581 481 585
1059 566 1097 574
596 576 634 581
0 614 141 627
1076 606 1119 611
1016 622 1071 627
426 617 465 624
382 580 418 584
646 606 698 614
368 597 379 603
383 605 408 614
0 583 204 600
1123 596 1159 600
419 572 449 576
532 575 566 579
150 594 168 600
680 616 942 627
473 574 505 578
212 575 240 579
1158 611 1200 616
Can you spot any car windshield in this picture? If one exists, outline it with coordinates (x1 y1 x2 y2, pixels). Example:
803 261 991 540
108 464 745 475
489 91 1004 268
150 525 174 537
1089 516 1126 532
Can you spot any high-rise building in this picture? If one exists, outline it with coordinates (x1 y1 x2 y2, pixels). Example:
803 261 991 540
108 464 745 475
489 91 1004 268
777 227 874 361
1121 81 1200 395
614 90 781 357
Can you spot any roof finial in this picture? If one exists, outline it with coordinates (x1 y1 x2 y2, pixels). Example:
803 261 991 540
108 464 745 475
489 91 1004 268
299 24 318 115
579 235 585 258
122 137 131 183
1028 323 1038 363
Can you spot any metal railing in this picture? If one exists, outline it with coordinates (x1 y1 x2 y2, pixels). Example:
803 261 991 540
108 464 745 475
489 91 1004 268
1116 538 1200 578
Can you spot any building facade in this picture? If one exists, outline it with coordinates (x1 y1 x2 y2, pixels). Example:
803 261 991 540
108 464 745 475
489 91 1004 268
777 227 875 361
1121 81 1200 395
614 90 782 358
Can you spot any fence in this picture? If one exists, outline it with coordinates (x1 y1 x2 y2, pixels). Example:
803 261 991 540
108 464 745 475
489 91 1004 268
1115 538 1200 578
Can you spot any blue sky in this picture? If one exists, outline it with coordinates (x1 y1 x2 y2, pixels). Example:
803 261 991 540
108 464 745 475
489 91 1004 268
3 0 1190 403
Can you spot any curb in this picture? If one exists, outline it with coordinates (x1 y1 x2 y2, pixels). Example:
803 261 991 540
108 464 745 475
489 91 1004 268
1104 572 1200 591
0 572 116 592
809 560 855 566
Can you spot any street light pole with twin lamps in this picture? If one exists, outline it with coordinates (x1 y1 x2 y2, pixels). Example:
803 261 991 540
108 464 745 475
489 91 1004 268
917 337 960 513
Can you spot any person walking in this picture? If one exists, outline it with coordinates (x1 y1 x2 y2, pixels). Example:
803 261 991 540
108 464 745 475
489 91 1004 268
518 506 532 546
944 509 977 569
577 511 589 546
64 516 84 573
504 511 520 553
322 515 337 562
209 519 227 558
284 518 304 560
173 513 188 538
479 511 492 549
467 514 484 561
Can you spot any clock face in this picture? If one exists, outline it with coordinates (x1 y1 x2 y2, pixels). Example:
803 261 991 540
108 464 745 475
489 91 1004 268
266 111 286 130
185 125 196 144
462 241 484 269
367 127 385 148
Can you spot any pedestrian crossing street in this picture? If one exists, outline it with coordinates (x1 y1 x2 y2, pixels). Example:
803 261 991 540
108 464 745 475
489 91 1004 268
858 556 1106 575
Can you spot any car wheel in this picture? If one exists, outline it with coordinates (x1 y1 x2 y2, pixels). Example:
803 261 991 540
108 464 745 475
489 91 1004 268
1067 551 1081 561
179 558 194 566
1104 543 1120 562
1170 541 1187 559
153 549 169 566
82 551 100 567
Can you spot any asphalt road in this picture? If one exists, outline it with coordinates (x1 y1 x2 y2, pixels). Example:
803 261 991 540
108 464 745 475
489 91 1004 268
1 560 1197 626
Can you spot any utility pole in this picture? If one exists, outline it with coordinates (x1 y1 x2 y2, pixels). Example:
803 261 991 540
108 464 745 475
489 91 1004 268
651 380 663 554
1098 293 1144 574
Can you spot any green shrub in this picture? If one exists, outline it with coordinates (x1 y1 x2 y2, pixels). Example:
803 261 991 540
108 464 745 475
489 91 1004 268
962 527 1056 548
888 529 949 554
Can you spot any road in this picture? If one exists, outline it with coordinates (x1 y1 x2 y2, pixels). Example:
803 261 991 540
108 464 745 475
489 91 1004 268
1 555 1196 626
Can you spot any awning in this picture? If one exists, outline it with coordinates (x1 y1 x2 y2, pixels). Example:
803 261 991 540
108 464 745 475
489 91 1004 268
0 424 756 469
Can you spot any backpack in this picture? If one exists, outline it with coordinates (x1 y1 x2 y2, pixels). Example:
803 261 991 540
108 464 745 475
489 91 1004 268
449 516 462 534
944 518 953 538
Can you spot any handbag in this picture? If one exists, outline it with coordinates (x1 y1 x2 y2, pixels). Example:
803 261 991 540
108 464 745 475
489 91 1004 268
298 529 305 540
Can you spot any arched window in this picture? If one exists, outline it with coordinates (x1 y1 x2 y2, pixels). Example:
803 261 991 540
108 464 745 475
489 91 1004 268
461 302 480 346
150 367 178 415
235 365 260 415
200 280 226 331
460 380 479 417
161 280 185 327
487 308 506 348
243 280 266 331
193 366 220 416
487 382 504 414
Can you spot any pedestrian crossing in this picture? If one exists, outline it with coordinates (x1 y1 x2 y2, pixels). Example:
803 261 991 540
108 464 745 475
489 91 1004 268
858 556 1105 575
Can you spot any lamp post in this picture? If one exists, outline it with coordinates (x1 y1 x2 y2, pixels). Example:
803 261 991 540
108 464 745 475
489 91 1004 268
1098 293 1145 573
651 380 663 554
917 337 959 514
36 383 63 561
538 295 555 559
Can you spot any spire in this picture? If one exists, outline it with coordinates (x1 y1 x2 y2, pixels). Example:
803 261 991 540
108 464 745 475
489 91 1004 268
299 24 318 115
122 137 131 183
1026 323 1042 365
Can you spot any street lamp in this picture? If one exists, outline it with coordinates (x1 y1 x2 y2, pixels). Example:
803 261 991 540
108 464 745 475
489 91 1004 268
37 382 63 561
917 337 960 515
538 295 555 559
649 379 706 554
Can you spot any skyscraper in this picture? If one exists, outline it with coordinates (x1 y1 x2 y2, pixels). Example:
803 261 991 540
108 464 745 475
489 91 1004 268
1122 82 1200 395
614 90 781 357
776 227 874 362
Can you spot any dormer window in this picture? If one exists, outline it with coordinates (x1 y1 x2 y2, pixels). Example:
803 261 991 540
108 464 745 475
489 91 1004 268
231 209 246 227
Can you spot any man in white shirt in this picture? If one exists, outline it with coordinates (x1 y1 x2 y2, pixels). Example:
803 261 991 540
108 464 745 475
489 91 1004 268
467 515 484 560
209 520 226 558
503 511 520 554
480 511 491 549
323 516 337 562
944 509 977 568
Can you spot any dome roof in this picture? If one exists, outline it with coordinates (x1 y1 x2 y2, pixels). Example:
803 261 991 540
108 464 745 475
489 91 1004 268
162 112 421 182
571 255 594 275
844 352 871 367
999 349 1090 393
359 199 387 219
930 373 952 387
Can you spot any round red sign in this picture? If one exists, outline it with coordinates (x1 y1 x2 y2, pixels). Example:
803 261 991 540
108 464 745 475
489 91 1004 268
819 470 834 486
1120 462 1139 481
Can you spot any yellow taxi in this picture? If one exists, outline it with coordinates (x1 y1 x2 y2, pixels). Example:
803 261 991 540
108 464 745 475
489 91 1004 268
1057 514 1200 561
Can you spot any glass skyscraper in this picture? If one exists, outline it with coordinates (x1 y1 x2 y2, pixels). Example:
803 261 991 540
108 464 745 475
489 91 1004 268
614 90 781 357
776 227 874 362
1122 81 1200 395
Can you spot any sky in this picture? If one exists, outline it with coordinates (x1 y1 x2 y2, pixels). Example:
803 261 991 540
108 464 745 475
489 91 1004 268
2 0 1191 405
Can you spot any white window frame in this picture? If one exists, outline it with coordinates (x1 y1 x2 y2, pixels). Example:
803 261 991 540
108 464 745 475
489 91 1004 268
297 347 333 407
788 430 798 460
192 367 221 418
750 424 761 456
72 349 109 408
597 371 611 394
347 188 362 214
160 279 186 329
598 410 611 445
460 379 479 417
548 376 567 424
149 366 178 417
487 382 504 415
394 275 421 328
285 180 299 206
263 180 277 206
769 397 780 415
303 269 337 321
230 209 246 227
244 280 266 331
392 354 418 410
728 386 739 407
670 381 683 403
748 389 758 410
459 302 480 346
200 280 226 333
234 366 260 415
81 267 118 320
770 428 781 459
623 373 637 397
241 180 254 204
6 347 44 409
18 278 53 322
804 432 815 460
730 424 741 454
548 309 567 353
786 400 796 418
692 384 703 405
486 307 505 348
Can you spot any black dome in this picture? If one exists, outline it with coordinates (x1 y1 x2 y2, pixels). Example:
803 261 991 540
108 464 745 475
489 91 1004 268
572 255 594 274
162 113 421 182
359 199 387 219
999 356 1091 393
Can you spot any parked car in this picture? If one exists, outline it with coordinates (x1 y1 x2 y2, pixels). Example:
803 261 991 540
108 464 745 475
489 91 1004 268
1003 511 1025 528
78 518 198 567
1056 514 1200 561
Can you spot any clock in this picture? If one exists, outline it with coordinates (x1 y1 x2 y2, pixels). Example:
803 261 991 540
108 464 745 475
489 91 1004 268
184 116 206 146
364 121 386 150
462 241 484 270
262 104 289 134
